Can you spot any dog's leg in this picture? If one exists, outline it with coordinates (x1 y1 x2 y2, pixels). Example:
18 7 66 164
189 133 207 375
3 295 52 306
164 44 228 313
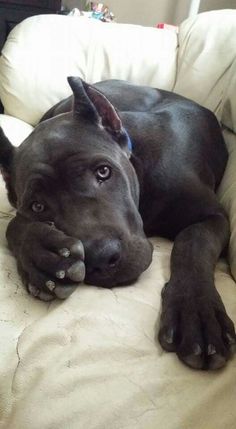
158 203 236 370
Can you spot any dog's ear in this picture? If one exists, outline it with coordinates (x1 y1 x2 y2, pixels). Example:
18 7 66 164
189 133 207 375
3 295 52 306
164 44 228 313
67 77 127 145
0 127 17 206
0 127 15 181
67 76 99 123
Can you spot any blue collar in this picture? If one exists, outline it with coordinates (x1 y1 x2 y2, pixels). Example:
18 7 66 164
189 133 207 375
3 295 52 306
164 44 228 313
123 128 133 152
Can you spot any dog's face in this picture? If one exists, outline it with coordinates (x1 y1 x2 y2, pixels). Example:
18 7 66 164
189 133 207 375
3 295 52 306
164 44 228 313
0 78 153 286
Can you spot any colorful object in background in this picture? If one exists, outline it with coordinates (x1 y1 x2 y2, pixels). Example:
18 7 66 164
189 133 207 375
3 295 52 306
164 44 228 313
91 3 114 22
67 2 114 22
156 23 178 32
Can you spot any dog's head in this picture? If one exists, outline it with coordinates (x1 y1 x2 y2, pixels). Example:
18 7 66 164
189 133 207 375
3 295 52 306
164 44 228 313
0 77 153 286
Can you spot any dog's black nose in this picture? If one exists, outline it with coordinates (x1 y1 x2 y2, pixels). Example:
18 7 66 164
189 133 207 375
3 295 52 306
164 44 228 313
84 238 121 279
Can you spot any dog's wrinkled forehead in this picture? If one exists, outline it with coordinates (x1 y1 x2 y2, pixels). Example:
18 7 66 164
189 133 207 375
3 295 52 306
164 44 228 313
14 111 138 200
16 112 128 174
13 77 138 201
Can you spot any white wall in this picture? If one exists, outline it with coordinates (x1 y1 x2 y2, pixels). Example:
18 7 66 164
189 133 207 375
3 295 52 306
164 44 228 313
107 0 176 26
200 0 236 12
62 0 236 26
62 0 84 11
108 0 236 26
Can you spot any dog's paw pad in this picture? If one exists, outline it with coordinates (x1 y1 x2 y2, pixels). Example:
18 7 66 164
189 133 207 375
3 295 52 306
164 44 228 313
54 284 78 299
70 242 85 260
28 284 55 302
66 261 85 282
208 353 226 370
181 344 203 369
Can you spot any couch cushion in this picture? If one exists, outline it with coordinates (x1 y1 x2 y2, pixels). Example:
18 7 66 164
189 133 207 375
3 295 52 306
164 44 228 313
0 235 236 429
175 9 236 130
0 15 178 126
221 58 236 134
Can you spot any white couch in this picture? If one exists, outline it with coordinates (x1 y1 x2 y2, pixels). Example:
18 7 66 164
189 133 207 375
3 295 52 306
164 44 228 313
0 9 236 429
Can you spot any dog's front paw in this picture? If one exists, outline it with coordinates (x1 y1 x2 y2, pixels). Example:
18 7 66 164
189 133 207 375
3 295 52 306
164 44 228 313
158 282 236 370
18 222 85 301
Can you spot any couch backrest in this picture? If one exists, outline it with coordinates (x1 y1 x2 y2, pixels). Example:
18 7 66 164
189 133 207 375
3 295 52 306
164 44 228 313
0 15 178 126
174 9 236 134
1 10 236 133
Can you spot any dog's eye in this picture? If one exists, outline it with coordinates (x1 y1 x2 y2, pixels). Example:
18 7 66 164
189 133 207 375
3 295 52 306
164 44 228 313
95 165 111 181
31 201 45 213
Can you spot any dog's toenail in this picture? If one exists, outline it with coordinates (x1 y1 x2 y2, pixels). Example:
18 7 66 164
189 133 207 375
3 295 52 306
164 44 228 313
226 333 236 345
193 343 202 355
163 329 174 344
56 270 66 279
59 248 70 258
207 344 216 355
45 280 56 291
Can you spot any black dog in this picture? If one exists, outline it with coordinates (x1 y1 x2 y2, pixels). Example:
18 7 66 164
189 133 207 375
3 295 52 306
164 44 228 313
0 78 235 370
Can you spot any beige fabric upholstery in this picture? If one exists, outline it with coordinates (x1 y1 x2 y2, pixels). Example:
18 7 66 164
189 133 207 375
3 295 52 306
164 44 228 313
174 9 236 127
1 237 236 429
0 10 236 429
0 15 178 126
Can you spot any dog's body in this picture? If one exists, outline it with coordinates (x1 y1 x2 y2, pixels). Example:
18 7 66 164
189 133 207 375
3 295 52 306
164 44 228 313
41 80 227 239
0 78 235 370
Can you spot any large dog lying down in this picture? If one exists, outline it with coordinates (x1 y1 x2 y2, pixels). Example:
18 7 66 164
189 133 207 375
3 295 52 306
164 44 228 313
0 78 235 371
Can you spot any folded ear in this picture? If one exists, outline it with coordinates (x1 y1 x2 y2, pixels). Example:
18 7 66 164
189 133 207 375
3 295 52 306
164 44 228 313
67 77 130 153
0 127 16 206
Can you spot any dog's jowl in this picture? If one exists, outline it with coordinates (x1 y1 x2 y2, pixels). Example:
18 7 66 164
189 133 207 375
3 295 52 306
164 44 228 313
0 77 235 370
